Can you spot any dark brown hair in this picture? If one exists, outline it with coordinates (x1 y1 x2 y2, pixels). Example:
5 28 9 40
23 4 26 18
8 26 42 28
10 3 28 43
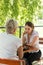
25 21 34 30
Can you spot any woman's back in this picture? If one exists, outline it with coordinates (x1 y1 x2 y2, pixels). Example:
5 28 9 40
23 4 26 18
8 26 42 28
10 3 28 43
0 32 21 60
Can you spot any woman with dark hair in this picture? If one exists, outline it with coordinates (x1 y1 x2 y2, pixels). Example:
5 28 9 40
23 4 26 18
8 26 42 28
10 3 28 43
22 21 41 65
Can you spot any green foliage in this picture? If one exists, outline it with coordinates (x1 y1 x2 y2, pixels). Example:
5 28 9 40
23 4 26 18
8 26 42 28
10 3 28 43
0 0 9 26
0 0 41 25
0 0 41 37
10 0 19 18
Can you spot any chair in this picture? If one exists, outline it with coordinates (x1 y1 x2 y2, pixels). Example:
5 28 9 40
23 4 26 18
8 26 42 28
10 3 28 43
0 58 25 65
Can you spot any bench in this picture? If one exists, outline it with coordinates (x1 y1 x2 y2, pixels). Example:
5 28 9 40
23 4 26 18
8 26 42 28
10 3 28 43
39 38 43 44
0 58 25 65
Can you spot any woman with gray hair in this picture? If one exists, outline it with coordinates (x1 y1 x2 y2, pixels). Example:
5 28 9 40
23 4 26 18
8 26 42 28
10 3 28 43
0 19 23 60
6 19 18 34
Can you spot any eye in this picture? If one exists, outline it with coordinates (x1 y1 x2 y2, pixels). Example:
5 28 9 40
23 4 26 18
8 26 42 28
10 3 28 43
28 28 30 30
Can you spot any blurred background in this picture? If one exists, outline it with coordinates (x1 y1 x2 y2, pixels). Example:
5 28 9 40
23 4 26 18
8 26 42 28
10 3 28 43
0 0 43 64
0 0 43 38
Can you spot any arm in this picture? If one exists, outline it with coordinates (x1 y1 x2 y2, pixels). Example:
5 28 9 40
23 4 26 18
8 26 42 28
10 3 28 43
17 46 23 59
22 35 26 45
24 46 39 53
27 36 39 47
24 36 39 53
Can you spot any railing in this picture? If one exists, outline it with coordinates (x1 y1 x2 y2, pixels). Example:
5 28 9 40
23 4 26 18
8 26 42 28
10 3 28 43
0 26 43 38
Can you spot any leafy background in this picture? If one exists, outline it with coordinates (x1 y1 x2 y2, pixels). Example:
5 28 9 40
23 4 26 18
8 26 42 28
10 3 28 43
0 0 43 37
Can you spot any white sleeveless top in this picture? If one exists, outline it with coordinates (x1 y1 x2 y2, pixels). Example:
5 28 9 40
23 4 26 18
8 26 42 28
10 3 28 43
24 30 39 52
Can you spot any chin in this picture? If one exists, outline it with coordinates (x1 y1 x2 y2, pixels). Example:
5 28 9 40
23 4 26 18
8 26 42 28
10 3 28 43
28 33 30 34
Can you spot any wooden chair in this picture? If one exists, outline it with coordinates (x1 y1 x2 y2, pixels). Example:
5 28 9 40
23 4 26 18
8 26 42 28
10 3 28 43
0 58 25 65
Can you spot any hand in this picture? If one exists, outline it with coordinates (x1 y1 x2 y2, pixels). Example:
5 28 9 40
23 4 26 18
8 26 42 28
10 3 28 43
23 49 33 53
25 44 32 50
23 31 27 36
26 43 32 46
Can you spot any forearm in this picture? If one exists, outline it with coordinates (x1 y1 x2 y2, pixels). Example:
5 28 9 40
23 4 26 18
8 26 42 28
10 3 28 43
19 51 23 59
18 46 23 59
22 36 26 44
26 42 34 47
23 49 32 53
23 46 39 53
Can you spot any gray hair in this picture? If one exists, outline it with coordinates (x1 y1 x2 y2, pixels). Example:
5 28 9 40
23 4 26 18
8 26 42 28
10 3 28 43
6 19 18 33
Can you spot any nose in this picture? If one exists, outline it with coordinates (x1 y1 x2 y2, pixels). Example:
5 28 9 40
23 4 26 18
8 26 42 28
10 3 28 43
25 30 28 33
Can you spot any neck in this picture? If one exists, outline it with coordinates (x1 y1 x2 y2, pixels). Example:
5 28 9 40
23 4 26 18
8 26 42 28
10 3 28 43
30 30 33 35
6 31 13 34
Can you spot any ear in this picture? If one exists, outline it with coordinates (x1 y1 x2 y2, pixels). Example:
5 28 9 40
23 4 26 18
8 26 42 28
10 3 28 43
13 28 16 33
